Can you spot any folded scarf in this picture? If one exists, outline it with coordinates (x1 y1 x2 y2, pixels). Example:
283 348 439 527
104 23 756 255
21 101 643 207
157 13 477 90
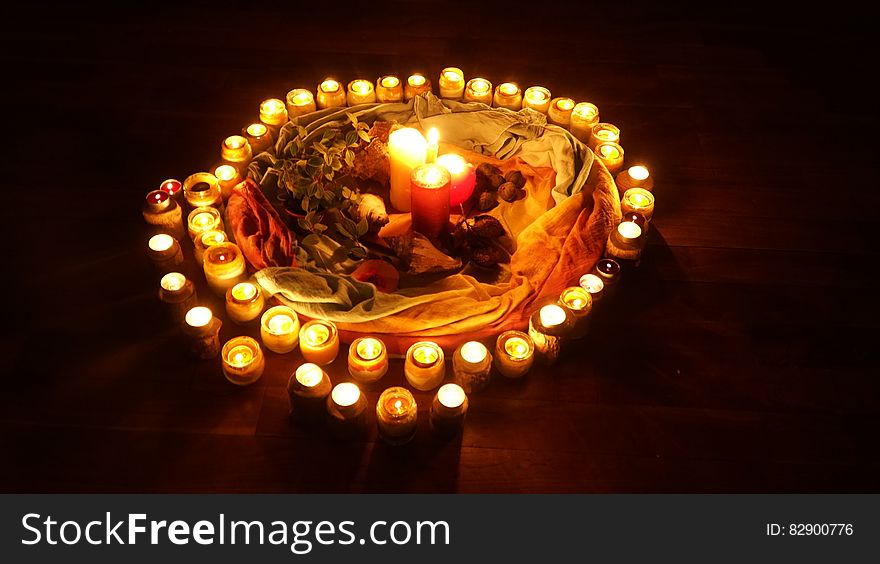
227 178 296 270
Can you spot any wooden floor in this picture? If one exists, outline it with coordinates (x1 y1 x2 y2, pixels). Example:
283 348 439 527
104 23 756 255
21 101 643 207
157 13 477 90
2 2 876 492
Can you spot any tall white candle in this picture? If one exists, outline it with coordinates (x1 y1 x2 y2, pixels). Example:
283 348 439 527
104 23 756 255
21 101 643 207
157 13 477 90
388 127 427 211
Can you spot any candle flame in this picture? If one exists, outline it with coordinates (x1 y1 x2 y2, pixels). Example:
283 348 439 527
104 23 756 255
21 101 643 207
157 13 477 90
200 230 226 247
350 79 372 94
470 79 490 93
437 383 466 409
626 189 654 208
408 74 426 87
356 338 383 361
227 344 254 367
460 341 488 364
231 282 257 301
185 306 212 328
160 272 186 292
332 383 360 407
629 165 650 180
525 86 549 103
380 76 400 88
148 234 174 252
436 153 466 174
304 323 331 346
499 82 519 96
246 123 268 137
320 79 340 92
573 102 598 118
561 287 591 311
539 305 566 328
556 98 575 111
261 98 285 113
160 179 182 194
295 363 324 388
443 70 462 83
412 344 440 366
267 314 295 335
224 135 246 149
617 222 642 239
214 164 237 181
504 336 531 360
598 144 621 159
192 212 215 228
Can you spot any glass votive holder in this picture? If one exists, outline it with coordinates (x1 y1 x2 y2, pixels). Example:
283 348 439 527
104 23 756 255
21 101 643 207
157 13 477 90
260 305 301 354
187 206 224 241
225 281 265 325
376 387 418 445
594 141 625 175
183 306 222 359
347 337 389 384
376 75 403 102
589 122 620 149
259 98 288 129
404 341 446 391
326 382 368 439
559 286 593 338
547 97 575 127
430 383 468 436
158 272 197 324
142 189 185 240
213 164 241 201
493 330 535 379
493 82 522 110
592 258 621 287
183 172 222 210
286 88 317 119
193 229 227 264
299 319 340 366
528 304 573 365
243 123 273 154
463 78 493 105
616 165 654 192
147 233 184 274
404 73 432 101
287 362 332 423
621 187 655 222
578 273 606 303
159 178 184 207
220 135 252 172
347 79 377 105
203 242 246 296
438 67 465 99
451 341 493 394
569 102 599 143
221 336 265 386
522 86 552 113
316 79 346 109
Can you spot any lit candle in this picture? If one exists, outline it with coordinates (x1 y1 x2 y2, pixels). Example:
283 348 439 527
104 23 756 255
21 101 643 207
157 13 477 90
621 187 655 222
493 82 522 110
589 122 620 149
430 383 468 436
559 286 593 338
578 273 606 303
158 272 197 324
183 172 223 210
410 163 451 240
435 153 477 207
592 258 621 287
594 141 625 175
547 97 576 127
404 341 445 391
569 102 599 143
438 67 465 99
493 331 535 379
260 305 300 354
299 319 340 366
404 73 431 101
616 165 654 192
287 362 332 422
376 387 418 445
243 123 273 154
221 336 265 386
203 242 246 296
259 98 288 128
327 382 368 439
346 79 376 105
146 233 184 273
452 341 493 393
220 135 252 172
605 221 644 266
183 306 222 359
193 229 227 264
225 281 265 325
347 337 389 384
376 75 403 102
316 79 346 109
387 127 427 211
142 189 185 240
187 206 223 241
213 164 241 201
522 86 552 113
426 127 439 163
159 178 183 206
463 78 493 105
528 304 572 364
285 88 317 118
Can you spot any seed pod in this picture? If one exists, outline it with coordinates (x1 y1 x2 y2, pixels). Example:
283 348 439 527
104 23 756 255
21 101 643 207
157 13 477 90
488 174 505 190
504 170 526 189
498 182 518 202
476 162 502 179
478 191 498 211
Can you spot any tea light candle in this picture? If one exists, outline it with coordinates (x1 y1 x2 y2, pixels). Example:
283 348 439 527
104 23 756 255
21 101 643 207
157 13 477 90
142 189 185 240
285 88 317 118
410 163 451 240
287 362 332 422
376 75 403 102
213 164 241 201
452 341 493 393
299 319 340 366
559 286 593 338
203 242 246 296
435 153 477 207
158 272 197 324
159 178 184 206
594 141 625 175
493 330 535 378
316 79 346 109
221 336 265 386
225 281 265 325
589 122 620 149
621 188 655 222
388 127 427 211
578 273 606 303
605 221 643 265
376 387 418 445
183 172 223 210
347 337 389 384
493 82 522 110
616 165 654 192
183 306 222 359
463 78 493 105
187 206 223 241
193 229 227 264
260 305 300 354
528 304 573 364
438 67 465 99
243 123 273 154
147 233 184 273
547 97 576 127
569 102 599 143
259 98 288 128
430 383 468 436
346 79 376 105
592 258 621 287
404 73 431 100
404 341 445 391
327 382 368 439
522 86 552 113
220 135 252 172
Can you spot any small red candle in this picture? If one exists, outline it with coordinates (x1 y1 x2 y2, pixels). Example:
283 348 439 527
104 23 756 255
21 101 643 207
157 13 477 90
435 154 477 207
145 189 171 212
410 164 451 239
159 179 182 197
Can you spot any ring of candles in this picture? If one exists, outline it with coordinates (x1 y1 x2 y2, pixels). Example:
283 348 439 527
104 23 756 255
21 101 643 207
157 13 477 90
221 336 265 386
260 305 300 354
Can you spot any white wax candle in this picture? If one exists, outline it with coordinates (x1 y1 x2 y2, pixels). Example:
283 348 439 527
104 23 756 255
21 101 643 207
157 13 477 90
388 128 427 211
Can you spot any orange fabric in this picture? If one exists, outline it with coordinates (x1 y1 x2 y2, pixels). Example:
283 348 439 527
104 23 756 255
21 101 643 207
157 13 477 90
227 179 296 270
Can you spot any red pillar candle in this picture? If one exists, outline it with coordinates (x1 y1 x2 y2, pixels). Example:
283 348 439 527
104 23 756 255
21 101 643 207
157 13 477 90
410 164 451 239
435 153 477 207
